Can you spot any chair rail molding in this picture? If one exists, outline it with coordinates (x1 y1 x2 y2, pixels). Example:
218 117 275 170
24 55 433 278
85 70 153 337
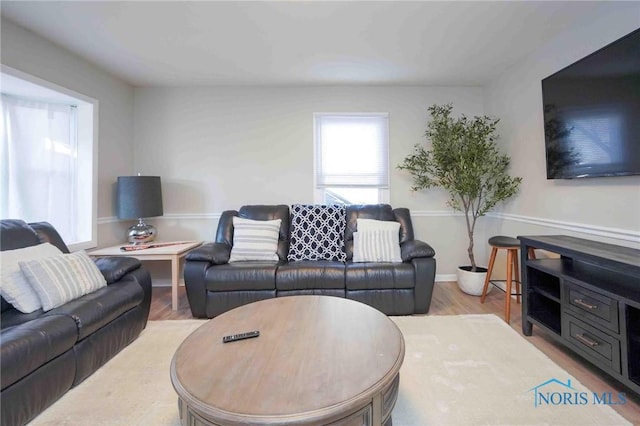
98 213 221 224
159 213 221 221
98 211 639 244
97 216 119 225
486 212 640 244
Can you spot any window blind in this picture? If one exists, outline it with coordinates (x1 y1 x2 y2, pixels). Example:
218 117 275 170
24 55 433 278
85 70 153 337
315 114 389 188
1 94 79 242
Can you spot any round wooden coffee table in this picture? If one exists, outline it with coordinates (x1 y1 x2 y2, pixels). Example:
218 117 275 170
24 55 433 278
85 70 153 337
170 295 405 426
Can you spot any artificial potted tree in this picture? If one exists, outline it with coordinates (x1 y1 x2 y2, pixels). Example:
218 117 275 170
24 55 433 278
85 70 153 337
398 104 522 295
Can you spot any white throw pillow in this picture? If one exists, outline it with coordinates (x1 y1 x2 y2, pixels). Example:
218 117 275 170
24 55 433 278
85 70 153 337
353 219 402 263
229 217 281 262
356 218 401 232
19 251 107 312
0 243 63 313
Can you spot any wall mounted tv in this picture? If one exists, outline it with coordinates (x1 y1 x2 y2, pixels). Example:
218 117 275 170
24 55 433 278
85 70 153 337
542 28 640 179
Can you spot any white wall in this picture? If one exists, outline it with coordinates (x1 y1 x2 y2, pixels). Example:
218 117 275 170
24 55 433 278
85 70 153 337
6 7 638 285
485 5 640 251
134 86 485 278
0 18 135 247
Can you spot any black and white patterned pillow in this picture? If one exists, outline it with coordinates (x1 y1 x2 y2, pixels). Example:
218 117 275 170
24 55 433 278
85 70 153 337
287 204 346 261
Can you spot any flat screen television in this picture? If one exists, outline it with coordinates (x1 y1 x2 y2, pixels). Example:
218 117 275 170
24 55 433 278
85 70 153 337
542 28 640 179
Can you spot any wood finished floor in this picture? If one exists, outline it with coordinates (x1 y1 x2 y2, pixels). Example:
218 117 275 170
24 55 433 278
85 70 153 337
149 283 640 424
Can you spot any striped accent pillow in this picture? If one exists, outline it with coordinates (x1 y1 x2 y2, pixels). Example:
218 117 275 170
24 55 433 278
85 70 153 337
0 243 63 313
19 251 107 311
352 219 402 263
356 218 401 232
229 217 281 262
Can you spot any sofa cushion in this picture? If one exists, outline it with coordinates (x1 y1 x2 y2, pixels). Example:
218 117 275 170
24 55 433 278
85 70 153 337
0 219 41 251
94 257 142 284
229 217 281 262
277 261 346 290
1 297 10 314
205 290 275 319
204 262 278 292
48 279 145 340
0 308 45 330
346 289 415 316
28 221 70 253
288 204 346 261
19 251 107 312
392 208 415 243
345 262 415 290
0 314 78 390
0 243 63 313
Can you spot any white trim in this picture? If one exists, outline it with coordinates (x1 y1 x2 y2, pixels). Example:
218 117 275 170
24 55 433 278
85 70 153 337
436 274 457 282
91 103 99 250
410 210 464 217
97 216 119 225
98 213 221 224
98 211 639 243
160 213 221 221
410 210 639 242
487 212 640 243
1 65 97 104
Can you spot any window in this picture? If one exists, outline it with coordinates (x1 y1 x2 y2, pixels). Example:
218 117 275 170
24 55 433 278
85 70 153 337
1 68 97 250
314 113 389 204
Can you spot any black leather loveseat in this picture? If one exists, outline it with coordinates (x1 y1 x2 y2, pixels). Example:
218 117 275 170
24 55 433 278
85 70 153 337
0 220 152 426
184 204 436 318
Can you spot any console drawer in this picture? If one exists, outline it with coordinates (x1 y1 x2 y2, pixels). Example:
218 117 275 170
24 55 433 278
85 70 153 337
563 314 621 373
564 280 618 333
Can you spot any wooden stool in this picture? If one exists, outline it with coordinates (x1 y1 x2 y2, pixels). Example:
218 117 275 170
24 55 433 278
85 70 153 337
480 236 534 324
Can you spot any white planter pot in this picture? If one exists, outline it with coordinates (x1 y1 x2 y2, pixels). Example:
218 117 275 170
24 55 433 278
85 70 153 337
457 266 490 296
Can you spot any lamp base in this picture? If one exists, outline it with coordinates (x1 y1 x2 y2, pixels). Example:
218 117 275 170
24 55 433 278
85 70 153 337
127 219 157 245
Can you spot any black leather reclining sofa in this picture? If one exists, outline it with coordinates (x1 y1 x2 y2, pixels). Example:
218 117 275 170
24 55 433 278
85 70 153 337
0 220 152 426
184 204 436 318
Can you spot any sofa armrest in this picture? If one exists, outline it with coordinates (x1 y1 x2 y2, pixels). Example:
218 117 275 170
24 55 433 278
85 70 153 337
94 257 141 284
401 240 436 262
412 257 436 314
185 242 231 265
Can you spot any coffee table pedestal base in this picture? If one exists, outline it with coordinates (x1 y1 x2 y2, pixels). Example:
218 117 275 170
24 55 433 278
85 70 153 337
177 374 399 426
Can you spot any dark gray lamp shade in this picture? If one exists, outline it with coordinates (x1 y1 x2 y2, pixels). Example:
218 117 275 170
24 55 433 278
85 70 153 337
117 176 164 219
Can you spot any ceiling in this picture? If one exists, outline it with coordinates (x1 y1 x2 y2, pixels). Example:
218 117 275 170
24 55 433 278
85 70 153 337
0 1 621 87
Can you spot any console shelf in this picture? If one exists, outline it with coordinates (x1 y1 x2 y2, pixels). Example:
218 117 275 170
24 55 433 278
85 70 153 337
627 306 640 388
519 235 640 395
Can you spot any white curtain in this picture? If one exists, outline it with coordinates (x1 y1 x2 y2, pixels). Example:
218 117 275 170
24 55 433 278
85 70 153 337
315 114 389 188
1 94 78 242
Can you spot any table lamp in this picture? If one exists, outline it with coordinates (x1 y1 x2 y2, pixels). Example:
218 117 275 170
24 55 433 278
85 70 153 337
117 175 163 244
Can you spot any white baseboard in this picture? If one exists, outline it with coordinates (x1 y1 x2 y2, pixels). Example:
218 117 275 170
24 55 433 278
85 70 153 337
435 274 457 283
151 279 186 287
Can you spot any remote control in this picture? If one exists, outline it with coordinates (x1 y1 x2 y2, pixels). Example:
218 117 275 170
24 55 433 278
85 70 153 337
222 330 260 343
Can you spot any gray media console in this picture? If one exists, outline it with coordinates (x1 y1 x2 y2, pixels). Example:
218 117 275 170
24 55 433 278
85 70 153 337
519 235 640 395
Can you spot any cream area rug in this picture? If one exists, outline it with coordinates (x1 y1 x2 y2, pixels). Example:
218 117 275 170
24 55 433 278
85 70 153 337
29 315 629 426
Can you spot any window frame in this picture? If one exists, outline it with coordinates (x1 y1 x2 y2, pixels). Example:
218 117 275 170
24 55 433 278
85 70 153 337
1 65 99 251
313 112 390 205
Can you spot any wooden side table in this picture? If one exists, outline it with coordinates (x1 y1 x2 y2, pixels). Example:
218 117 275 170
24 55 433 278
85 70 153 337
88 241 203 311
